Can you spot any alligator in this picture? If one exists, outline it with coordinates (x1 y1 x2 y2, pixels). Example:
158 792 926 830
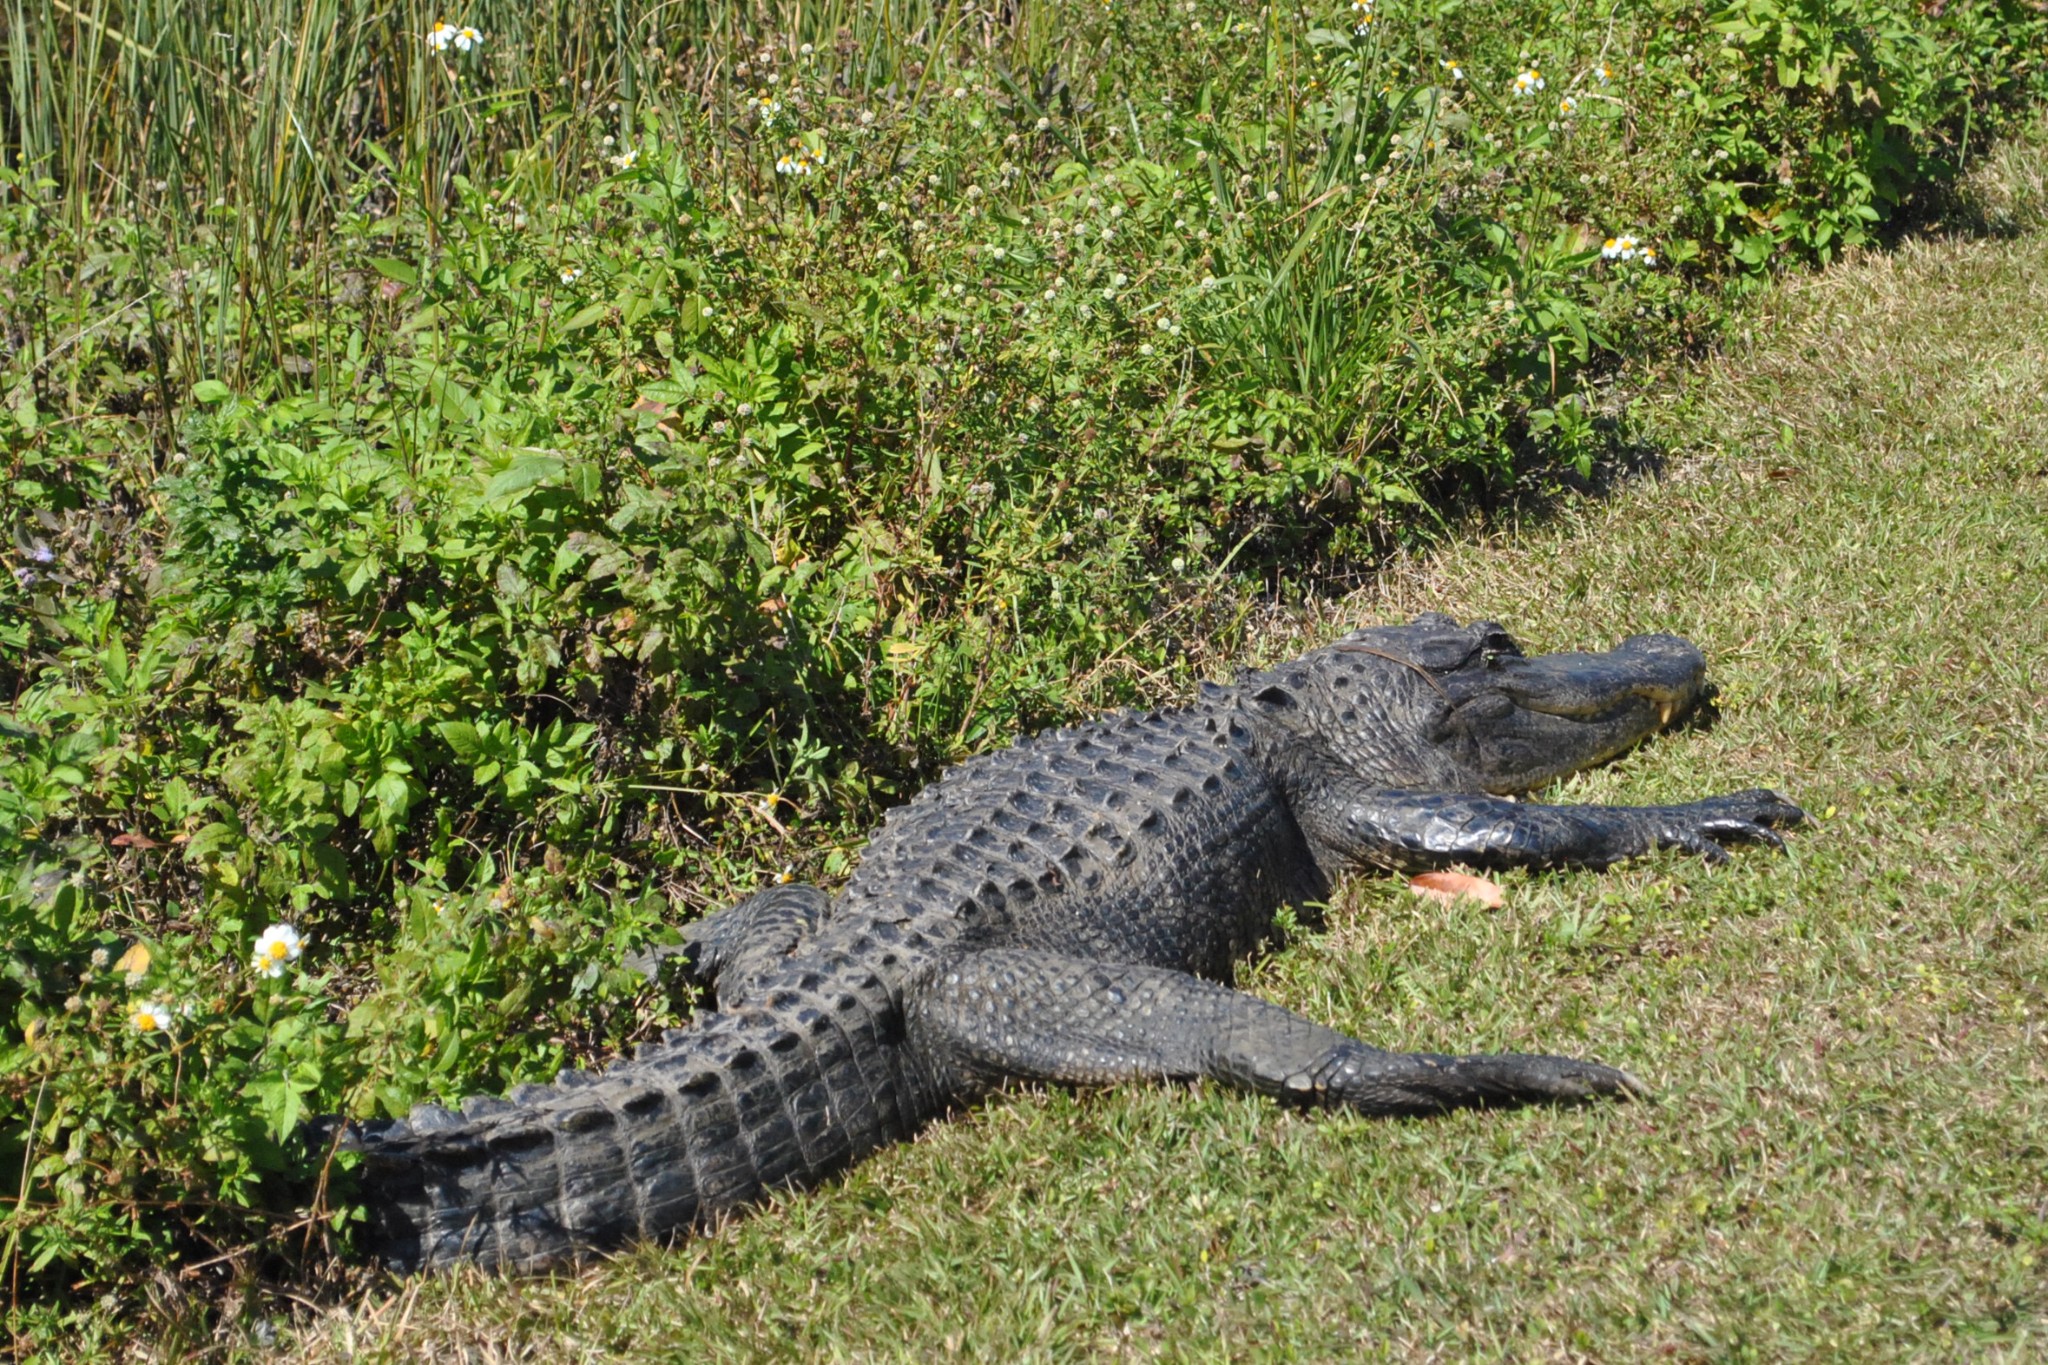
344 614 1804 1272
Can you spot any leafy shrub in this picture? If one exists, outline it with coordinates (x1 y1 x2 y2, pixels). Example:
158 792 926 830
2 0 2044 1338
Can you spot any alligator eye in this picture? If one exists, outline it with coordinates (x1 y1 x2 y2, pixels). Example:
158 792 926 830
1483 650 1502 668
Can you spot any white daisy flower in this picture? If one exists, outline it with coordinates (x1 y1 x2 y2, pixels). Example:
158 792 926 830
453 25 482 52
1513 69 1546 96
131 1000 174 1035
251 923 305 979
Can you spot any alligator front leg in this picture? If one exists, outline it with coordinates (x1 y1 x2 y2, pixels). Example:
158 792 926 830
905 949 1643 1117
1300 786 1806 873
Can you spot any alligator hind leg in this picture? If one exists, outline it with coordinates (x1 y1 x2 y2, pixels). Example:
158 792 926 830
905 949 1643 1117
626 883 831 1006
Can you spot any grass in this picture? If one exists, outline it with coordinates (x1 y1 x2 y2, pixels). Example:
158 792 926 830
241 138 2048 1363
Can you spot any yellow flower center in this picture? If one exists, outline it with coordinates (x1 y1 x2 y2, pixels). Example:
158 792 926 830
136 1013 156 1031
268 940 289 959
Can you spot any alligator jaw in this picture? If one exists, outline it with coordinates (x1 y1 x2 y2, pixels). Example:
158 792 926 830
1450 633 1709 793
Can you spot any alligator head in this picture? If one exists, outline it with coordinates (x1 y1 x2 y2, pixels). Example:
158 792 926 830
1246 613 1710 794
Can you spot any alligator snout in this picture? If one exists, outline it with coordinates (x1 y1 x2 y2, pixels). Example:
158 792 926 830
1496 633 1707 722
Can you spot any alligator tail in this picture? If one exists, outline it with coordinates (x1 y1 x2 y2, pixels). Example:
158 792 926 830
345 970 927 1272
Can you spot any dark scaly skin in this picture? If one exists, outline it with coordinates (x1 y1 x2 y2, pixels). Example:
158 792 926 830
343 615 1805 1271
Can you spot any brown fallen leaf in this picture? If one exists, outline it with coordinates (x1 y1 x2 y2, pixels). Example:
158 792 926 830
111 831 162 850
1407 870 1505 909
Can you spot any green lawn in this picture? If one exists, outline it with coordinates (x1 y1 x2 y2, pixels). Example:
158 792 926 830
267 150 2048 1363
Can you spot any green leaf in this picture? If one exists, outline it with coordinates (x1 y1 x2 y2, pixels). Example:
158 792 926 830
373 773 411 818
562 302 611 331
437 721 483 759
370 257 419 286
305 842 351 898
183 821 241 864
399 303 447 334
621 293 659 327
430 374 482 425
485 452 566 504
192 380 233 403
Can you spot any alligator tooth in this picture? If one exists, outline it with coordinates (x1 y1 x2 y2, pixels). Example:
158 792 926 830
1659 701 1674 725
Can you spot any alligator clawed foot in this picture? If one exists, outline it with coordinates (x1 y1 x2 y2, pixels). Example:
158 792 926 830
1528 1056 1653 1106
1704 788 1809 828
1411 1052 1653 1113
1657 788 1807 862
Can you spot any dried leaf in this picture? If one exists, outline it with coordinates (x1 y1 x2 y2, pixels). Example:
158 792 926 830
111 831 162 850
1407 871 1505 909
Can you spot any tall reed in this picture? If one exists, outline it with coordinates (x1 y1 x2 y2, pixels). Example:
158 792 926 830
3 1 1070 238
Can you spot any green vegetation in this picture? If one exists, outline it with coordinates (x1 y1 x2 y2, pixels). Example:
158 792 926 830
2 0 2045 1354
291 135 2048 1363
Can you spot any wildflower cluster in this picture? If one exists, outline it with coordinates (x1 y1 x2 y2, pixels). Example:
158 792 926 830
1514 68 1546 96
251 923 305 979
1601 233 1657 265
776 140 828 176
1351 0 1374 33
425 20 482 53
748 91 782 126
